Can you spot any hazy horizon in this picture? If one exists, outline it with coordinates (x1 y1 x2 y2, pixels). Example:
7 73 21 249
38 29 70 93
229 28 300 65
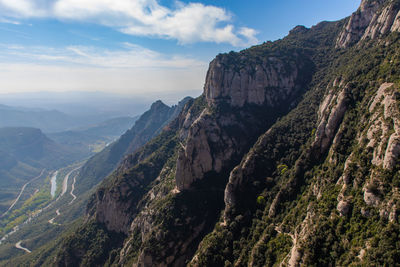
0 89 202 117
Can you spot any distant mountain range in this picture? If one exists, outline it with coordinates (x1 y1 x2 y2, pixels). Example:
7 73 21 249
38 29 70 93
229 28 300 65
0 101 144 133
0 104 77 133
0 91 153 118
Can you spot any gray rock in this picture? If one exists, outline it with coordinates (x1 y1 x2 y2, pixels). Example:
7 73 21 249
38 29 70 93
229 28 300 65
383 134 400 169
176 51 306 191
337 200 351 216
336 0 400 48
364 188 381 206
389 206 398 222
361 208 371 217
204 55 299 107
312 88 349 155
336 0 385 48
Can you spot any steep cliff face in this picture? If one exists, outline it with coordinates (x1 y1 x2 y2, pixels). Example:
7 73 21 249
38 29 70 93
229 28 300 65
366 82 400 169
175 44 314 191
204 54 300 107
53 1 400 266
74 98 190 196
336 0 400 48
87 125 181 235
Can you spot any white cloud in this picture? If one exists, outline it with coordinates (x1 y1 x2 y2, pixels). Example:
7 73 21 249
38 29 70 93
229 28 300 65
0 0 258 46
0 0 50 17
238 27 258 46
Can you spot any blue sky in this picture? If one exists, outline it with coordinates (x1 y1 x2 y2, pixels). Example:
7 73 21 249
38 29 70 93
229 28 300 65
0 0 360 99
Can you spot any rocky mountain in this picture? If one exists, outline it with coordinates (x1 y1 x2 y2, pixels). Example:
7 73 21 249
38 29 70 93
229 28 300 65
13 0 400 266
70 97 192 197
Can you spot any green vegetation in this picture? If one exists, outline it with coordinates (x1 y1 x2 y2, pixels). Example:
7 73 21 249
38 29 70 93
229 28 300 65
0 175 51 236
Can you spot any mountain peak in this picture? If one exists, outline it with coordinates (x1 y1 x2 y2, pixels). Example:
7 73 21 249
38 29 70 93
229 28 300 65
360 0 386 10
289 25 309 35
150 100 168 110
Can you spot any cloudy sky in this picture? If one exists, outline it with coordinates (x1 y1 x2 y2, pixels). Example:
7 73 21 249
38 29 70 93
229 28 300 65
0 0 360 99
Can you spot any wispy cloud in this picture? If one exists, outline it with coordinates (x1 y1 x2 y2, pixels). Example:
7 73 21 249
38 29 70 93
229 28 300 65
0 0 258 46
0 16 21 25
0 43 206 68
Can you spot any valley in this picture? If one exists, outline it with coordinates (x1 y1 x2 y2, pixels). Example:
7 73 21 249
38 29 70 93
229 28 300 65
0 107 141 262
0 164 83 249
0 98 189 265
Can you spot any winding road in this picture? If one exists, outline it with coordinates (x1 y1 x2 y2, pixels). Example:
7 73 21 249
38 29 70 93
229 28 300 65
1 165 83 252
48 209 61 225
48 165 81 225
56 166 81 201
69 174 78 205
15 241 31 253
1 169 45 218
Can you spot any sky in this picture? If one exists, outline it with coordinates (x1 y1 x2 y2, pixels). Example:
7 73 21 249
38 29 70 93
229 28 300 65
0 0 361 101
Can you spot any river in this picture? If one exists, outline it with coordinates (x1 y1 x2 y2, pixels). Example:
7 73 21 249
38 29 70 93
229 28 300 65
50 171 58 198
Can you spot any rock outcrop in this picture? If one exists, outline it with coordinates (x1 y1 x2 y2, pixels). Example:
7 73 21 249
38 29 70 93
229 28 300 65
337 0 400 48
93 184 133 234
176 109 233 190
365 83 400 169
361 0 400 41
204 54 300 107
312 86 349 155
175 51 310 190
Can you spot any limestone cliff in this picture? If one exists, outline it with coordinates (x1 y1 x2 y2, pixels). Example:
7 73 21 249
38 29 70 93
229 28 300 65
336 0 400 48
175 48 312 191
204 54 300 107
